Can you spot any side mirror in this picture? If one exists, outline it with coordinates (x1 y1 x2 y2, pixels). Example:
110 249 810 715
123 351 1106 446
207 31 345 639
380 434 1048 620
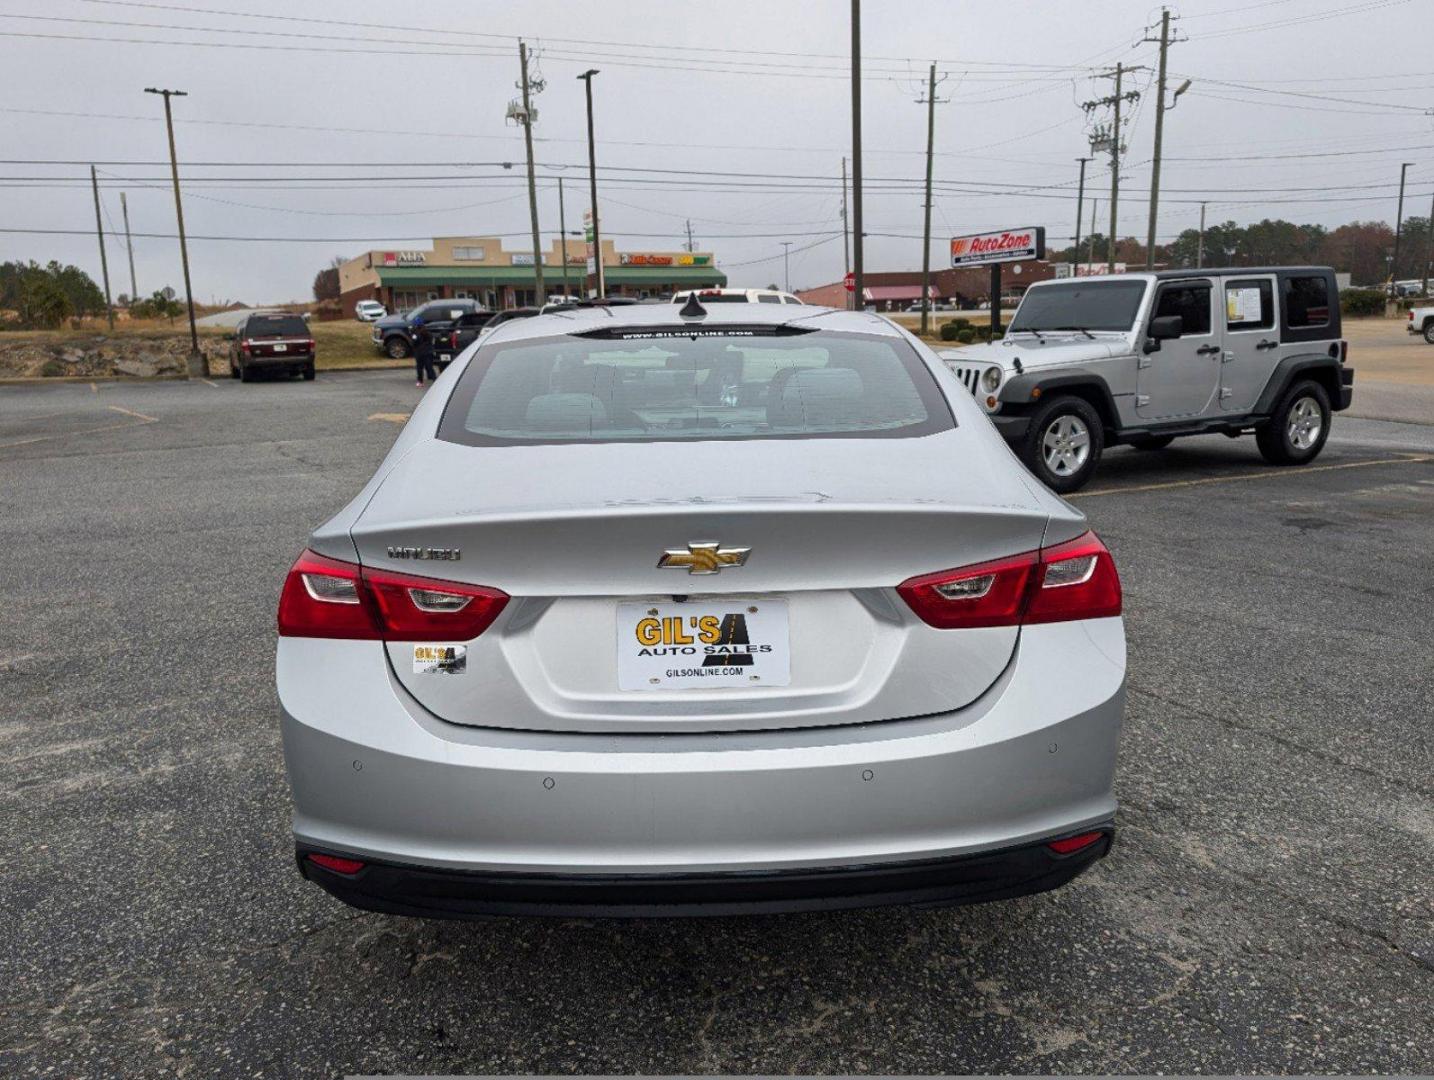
1149 315 1183 340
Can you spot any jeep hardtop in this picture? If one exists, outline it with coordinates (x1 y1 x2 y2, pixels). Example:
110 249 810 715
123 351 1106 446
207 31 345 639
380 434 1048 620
940 267 1354 492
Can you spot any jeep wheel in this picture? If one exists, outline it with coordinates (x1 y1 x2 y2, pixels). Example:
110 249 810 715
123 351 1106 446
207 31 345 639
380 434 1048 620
1129 434 1175 451
384 335 411 359
1020 395 1104 494
1256 379 1330 465
1423 319 1434 344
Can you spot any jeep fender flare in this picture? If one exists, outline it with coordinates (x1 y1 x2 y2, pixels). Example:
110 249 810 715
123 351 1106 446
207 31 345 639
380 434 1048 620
998 369 1120 432
1253 354 1347 415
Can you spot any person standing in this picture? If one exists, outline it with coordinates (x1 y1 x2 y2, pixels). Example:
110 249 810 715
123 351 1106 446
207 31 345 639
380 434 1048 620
411 316 438 387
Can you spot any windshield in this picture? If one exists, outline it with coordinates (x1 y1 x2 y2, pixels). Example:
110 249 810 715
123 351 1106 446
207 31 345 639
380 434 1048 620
437 328 952 446
1008 281 1147 333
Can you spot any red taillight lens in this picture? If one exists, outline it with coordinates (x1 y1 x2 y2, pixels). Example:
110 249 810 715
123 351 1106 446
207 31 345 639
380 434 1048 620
897 530 1121 629
278 550 378 639
277 550 509 641
1046 831 1104 855
305 338 316 350
1409 310 1415 321
363 565 508 640
449 331 459 349
307 853 366 874
240 340 252 354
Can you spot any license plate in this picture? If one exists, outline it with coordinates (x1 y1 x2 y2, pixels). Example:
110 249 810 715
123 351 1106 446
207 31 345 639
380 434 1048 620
439 354 452 363
272 343 287 352
617 599 790 690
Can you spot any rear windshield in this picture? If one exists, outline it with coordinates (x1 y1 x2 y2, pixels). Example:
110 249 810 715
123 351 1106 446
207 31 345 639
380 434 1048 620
1008 281 1147 333
437 328 952 445
244 315 308 337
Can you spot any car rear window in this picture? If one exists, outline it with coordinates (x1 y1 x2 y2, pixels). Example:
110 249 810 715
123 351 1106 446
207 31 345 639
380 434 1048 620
437 328 952 445
245 315 308 337
1284 275 1331 328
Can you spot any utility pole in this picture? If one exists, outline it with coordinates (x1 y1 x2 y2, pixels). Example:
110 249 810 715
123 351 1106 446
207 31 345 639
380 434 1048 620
917 62 947 337
1088 198 1099 271
684 219 695 253
840 156 851 288
577 69 604 298
1143 9 1189 269
1197 201 1207 268
1423 186 1434 296
780 241 793 292
1391 161 1412 289
1073 157 1091 277
850 0 864 311
557 176 570 299
145 87 201 376
515 40 545 304
89 166 115 330
120 191 138 302
1082 63 1142 273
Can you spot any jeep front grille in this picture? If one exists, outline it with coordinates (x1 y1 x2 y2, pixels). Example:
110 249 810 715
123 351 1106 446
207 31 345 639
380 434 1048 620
947 364 982 396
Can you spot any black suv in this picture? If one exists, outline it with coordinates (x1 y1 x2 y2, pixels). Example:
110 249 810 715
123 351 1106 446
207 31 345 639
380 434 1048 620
370 299 483 359
228 312 315 382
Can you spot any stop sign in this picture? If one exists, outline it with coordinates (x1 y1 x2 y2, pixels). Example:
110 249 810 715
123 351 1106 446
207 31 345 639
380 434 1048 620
843 272 855 292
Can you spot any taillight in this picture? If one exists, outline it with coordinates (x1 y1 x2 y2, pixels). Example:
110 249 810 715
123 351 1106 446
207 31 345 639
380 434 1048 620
897 530 1120 629
449 331 458 349
277 549 508 640
305 338 316 351
1409 310 1415 321
307 853 365 874
239 340 252 354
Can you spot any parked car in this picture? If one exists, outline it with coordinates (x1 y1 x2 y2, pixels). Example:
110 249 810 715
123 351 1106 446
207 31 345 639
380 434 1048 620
1407 302 1434 343
277 300 1125 918
228 312 316 382
940 267 1354 493
354 300 387 322
370 299 482 359
429 309 497 369
671 288 803 305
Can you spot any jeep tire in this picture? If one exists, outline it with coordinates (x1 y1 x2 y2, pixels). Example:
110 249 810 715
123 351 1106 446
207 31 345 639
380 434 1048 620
1020 395 1105 494
1256 378 1330 466
384 335 412 360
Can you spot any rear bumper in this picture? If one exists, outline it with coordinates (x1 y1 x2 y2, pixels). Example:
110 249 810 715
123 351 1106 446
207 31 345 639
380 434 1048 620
245 354 313 367
296 827 1113 918
279 619 1125 903
1336 365 1354 411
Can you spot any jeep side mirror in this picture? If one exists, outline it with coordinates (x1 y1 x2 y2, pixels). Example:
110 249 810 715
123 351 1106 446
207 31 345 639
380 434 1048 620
1149 315 1183 340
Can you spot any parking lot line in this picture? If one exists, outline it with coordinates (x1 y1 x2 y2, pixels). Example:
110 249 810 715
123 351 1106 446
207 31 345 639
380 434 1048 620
107 404 159 423
1073 453 1434 499
367 412 411 424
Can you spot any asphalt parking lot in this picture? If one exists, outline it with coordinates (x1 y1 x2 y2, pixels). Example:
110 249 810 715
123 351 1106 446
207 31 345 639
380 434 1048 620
2 371 1431 1077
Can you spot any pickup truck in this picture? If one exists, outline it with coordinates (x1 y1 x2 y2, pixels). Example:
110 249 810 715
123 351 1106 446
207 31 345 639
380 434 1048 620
1407 304 1434 343
370 298 483 359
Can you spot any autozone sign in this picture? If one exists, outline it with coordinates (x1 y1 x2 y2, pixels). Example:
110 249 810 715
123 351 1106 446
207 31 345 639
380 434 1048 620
950 227 1045 267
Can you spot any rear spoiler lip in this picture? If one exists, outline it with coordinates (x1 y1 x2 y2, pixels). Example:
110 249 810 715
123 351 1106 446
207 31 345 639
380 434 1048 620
570 323 819 340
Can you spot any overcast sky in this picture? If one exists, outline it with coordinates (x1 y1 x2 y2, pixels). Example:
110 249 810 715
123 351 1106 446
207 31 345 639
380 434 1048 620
3 0 1431 303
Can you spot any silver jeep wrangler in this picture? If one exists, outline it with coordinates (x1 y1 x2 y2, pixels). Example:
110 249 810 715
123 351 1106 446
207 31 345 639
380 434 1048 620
940 267 1354 493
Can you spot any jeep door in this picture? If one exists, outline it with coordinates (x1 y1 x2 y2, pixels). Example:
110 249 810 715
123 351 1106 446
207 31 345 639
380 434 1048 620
1217 274 1279 414
1136 278 1221 419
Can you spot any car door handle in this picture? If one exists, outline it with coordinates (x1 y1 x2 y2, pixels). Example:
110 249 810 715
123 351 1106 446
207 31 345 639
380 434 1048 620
1196 344 1221 355
1255 339 1279 350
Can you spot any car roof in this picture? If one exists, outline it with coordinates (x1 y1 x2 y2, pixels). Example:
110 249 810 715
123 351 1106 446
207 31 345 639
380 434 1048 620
481 299 891 344
1041 266 1334 286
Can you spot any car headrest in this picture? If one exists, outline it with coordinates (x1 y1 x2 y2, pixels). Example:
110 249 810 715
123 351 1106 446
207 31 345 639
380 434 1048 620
769 367 864 428
524 393 608 432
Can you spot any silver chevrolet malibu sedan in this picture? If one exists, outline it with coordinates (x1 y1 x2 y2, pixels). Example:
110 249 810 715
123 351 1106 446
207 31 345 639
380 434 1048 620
277 298 1125 918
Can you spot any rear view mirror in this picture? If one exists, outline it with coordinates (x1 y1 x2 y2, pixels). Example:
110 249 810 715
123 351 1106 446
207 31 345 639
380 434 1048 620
1148 315 1183 340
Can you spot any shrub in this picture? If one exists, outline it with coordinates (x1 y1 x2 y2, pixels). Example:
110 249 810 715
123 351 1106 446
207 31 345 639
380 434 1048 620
938 322 961 341
991 327 1006 340
956 328 975 344
949 317 971 331
1339 288 1386 317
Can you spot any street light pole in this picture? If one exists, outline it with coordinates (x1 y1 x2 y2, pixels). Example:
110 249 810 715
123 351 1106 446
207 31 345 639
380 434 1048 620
781 241 793 292
145 87 202 376
558 176 570 299
577 69 604 299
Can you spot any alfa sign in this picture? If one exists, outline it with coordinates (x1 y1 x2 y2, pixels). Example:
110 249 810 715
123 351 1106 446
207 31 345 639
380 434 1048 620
950 227 1045 268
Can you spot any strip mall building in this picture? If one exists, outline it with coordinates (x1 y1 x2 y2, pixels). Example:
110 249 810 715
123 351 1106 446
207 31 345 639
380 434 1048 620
337 236 726 316
797 262 1059 312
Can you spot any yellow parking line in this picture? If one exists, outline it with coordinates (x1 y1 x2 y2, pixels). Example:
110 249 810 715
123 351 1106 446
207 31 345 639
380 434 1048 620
1072 453 1434 499
107 404 159 423
367 412 411 424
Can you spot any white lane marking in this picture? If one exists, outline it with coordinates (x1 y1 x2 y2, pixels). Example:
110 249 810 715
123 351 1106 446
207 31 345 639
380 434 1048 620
1072 454 1434 499
107 404 159 423
200 378 218 388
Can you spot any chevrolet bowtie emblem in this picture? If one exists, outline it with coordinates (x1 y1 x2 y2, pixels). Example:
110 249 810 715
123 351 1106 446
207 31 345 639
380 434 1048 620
657 541 751 575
